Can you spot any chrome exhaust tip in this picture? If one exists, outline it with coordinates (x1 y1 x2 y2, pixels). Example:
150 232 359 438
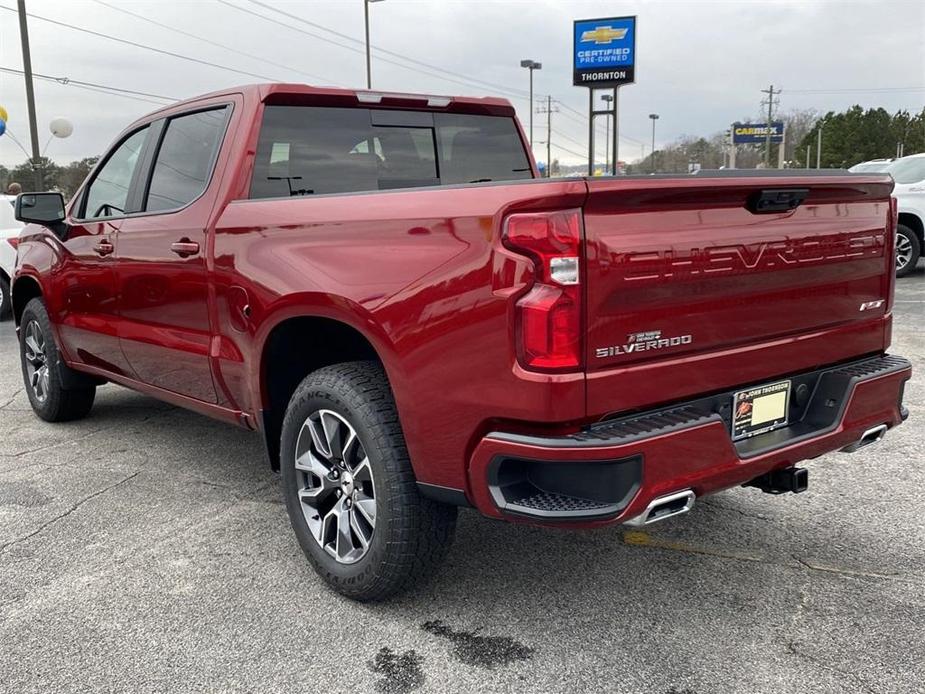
841 424 888 453
623 489 695 527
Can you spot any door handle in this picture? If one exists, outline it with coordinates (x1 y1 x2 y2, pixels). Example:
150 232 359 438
170 240 200 257
93 240 114 256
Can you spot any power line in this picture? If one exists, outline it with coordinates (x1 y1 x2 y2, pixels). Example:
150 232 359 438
783 86 925 94
0 65 177 105
0 4 279 82
88 0 333 85
243 0 533 99
218 0 536 102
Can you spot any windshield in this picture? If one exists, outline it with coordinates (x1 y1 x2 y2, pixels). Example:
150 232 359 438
887 156 925 185
849 162 891 173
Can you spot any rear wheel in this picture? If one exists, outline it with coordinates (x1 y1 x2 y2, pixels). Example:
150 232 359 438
20 298 96 422
896 224 920 277
280 361 457 601
0 275 10 321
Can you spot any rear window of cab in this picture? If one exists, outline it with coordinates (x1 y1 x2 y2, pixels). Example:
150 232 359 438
249 106 532 199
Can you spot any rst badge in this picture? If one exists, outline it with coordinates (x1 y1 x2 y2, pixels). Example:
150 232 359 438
595 330 692 358
859 299 885 311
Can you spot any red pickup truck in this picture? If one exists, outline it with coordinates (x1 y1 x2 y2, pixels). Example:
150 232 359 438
11 84 911 600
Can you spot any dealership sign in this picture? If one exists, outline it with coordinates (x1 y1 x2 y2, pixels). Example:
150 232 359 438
573 16 636 87
733 122 784 144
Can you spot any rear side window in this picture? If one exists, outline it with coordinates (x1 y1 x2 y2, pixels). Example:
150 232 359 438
250 106 531 199
83 127 149 219
435 113 532 184
145 107 228 212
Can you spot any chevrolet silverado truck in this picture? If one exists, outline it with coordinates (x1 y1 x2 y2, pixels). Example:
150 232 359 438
10 84 911 601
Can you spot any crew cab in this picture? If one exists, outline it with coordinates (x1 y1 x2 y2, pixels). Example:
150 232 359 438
10 84 911 601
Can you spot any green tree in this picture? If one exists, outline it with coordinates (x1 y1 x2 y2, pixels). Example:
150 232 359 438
9 156 61 192
58 157 99 199
796 106 925 168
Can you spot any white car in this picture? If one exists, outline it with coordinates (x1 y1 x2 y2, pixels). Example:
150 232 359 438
0 194 24 320
848 158 893 173
887 153 925 277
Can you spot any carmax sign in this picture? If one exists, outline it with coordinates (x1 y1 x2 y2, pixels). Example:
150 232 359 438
733 122 784 144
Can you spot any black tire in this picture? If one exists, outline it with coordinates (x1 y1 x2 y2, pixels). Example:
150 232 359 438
19 297 96 422
280 361 457 601
896 224 921 278
0 274 11 321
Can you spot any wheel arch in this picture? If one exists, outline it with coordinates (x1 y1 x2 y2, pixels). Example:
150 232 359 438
898 212 924 243
255 304 402 471
11 273 43 326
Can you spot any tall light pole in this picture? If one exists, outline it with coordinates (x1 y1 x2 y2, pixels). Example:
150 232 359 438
816 123 823 169
520 59 541 148
601 94 614 173
364 0 385 89
649 113 659 173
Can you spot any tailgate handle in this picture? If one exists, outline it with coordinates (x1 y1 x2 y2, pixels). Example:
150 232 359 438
748 188 809 214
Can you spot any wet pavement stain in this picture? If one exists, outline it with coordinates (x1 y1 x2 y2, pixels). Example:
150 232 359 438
0 481 53 507
421 619 535 669
368 647 425 693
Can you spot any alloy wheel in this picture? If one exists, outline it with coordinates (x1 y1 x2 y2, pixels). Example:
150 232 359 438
896 234 913 273
23 320 50 403
294 409 376 564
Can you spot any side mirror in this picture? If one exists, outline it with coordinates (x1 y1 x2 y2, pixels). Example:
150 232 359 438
15 192 66 225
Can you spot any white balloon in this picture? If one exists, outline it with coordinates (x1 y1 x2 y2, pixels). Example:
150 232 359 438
49 117 73 138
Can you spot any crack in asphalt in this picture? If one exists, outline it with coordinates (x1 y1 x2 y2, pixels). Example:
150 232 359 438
0 471 140 555
785 642 882 694
621 530 914 583
0 387 23 410
0 409 177 464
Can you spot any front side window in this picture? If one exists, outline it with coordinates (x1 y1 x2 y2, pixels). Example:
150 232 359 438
83 127 149 219
250 106 531 199
146 107 228 212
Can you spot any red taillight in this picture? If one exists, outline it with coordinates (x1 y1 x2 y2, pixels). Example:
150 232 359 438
503 209 582 371
6 237 18 249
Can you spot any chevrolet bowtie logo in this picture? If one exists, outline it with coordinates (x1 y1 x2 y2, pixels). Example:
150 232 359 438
580 26 628 44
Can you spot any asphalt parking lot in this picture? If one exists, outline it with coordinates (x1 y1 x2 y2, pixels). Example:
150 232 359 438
0 271 922 694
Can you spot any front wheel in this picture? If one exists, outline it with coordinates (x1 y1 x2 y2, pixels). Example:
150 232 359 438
896 224 920 277
19 298 96 422
280 361 457 601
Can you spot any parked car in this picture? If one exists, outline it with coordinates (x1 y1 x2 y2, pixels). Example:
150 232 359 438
848 158 893 173
885 153 925 276
0 193 24 320
10 84 911 601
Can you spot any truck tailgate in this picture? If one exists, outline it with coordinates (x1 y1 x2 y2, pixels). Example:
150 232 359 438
582 174 895 417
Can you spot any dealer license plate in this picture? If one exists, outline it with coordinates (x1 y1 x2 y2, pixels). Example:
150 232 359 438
731 380 792 441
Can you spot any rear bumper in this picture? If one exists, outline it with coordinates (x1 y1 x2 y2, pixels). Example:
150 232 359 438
467 354 911 527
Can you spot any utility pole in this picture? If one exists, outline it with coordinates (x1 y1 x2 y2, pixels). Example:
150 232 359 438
760 84 779 168
545 95 552 177
17 0 42 189
805 144 810 168
536 96 558 177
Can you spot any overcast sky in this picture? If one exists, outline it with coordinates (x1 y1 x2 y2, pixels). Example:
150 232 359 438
1 0 923 168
